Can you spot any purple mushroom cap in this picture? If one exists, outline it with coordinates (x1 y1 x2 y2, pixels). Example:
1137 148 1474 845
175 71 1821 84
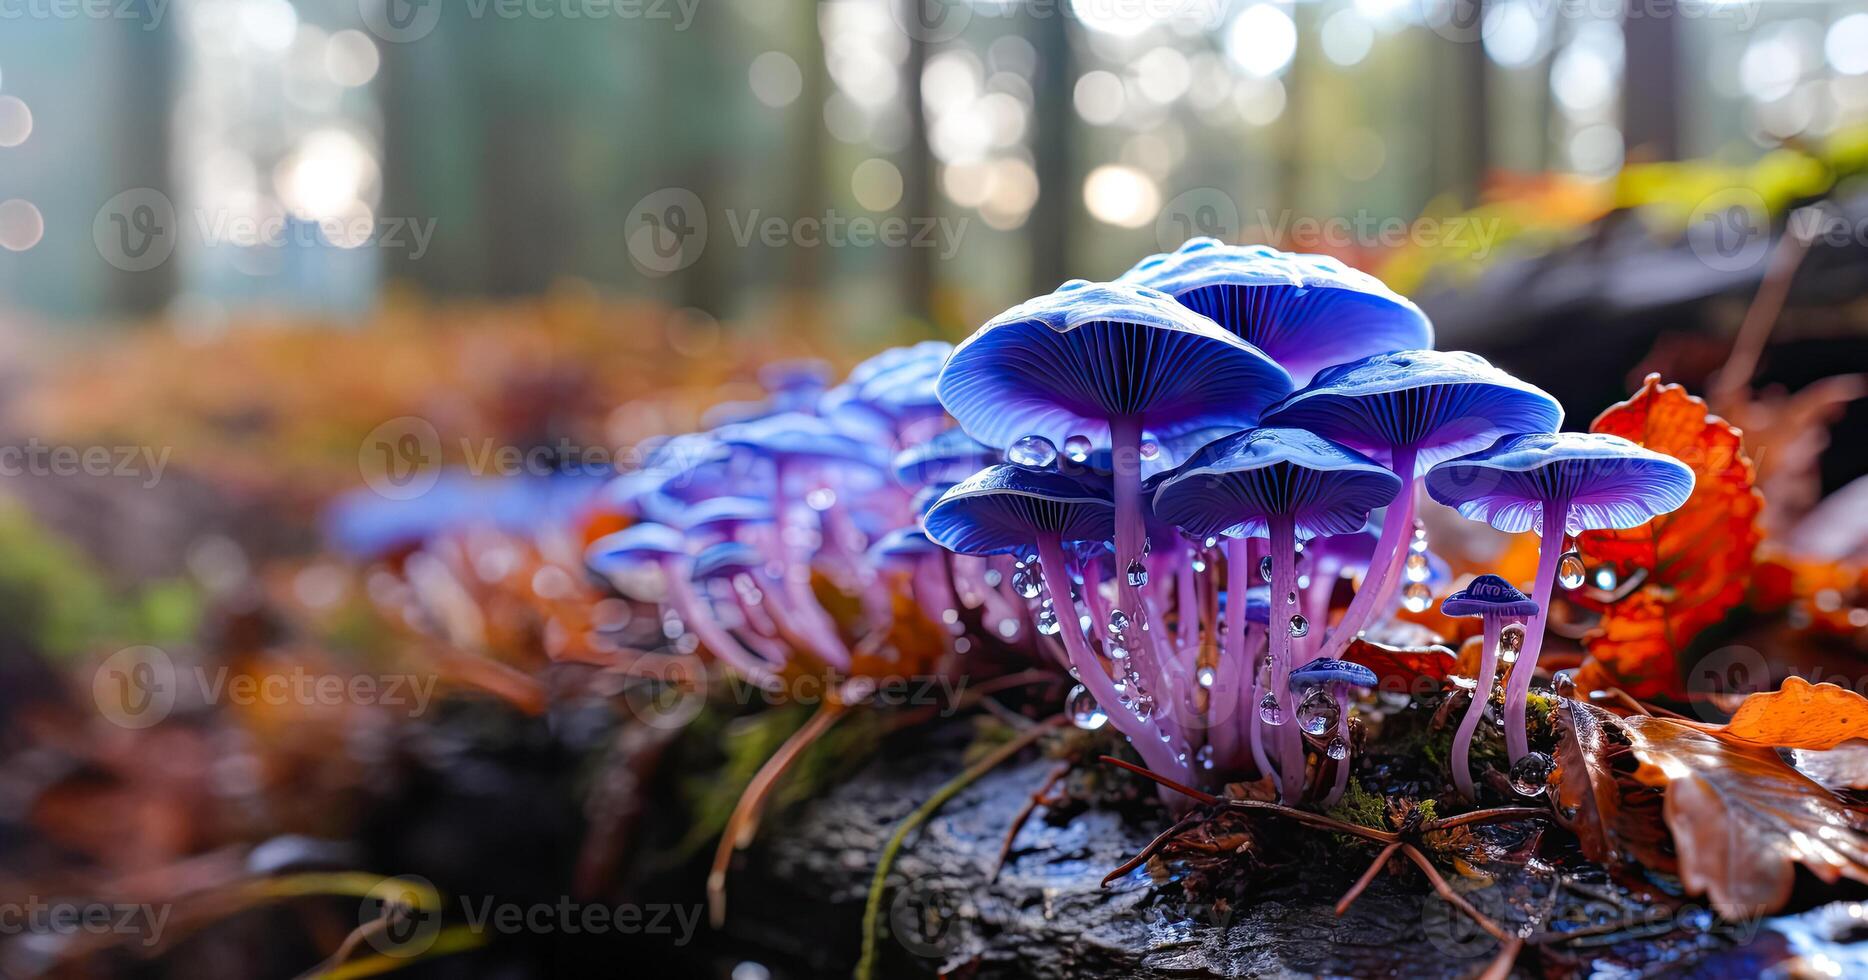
715 412 886 467
691 541 762 580
1119 238 1432 386
679 496 774 536
1289 656 1379 689
1440 573 1540 618
922 464 1116 556
1425 431 1696 535
586 522 688 573
893 427 998 488
870 526 939 566
1151 427 1402 541
936 279 1293 450
1260 350 1564 474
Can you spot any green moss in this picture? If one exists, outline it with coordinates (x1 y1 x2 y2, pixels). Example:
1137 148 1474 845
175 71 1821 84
0 502 201 657
1326 781 1389 832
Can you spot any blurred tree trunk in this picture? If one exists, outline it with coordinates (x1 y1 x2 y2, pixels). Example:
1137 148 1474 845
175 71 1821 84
1028 8 1071 295
1622 14 1679 162
900 0 934 324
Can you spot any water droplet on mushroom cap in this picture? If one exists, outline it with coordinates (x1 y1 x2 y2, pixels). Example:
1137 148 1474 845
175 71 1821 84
1007 434 1058 468
1067 684 1107 730
1298 687 1337 735
1509 751 1554 796
1557 550 1586 590
1063 433 1092 462
1498 623 1525 663
1258 691 1286 725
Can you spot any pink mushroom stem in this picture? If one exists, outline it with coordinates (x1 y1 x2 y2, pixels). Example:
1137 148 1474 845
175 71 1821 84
1109 416 1175 734
660 559 782 691
1036 533 1187 786
1269 513 1305 803
1210 538 1249 770
1451 614 1503 799
1320 447 1419 660
1505 498 1570 762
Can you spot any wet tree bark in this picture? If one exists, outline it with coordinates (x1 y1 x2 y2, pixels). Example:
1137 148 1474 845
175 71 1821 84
731 725 1521 979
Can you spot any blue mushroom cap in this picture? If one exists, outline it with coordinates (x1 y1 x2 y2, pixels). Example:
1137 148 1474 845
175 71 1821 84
1289 656 1379 688
923 464 1116 556
586 523 688 573
893 427 998 488
691 541 762 580
1425 431 1696 535
679 496 774 535
715 411 886 468
759 358 832 396
1119 238 1432 386
324 470 606 558
1152 427 1402 541
870 526 939 565
1441 573 1540 618
1260 350 1563 475
937 279 1293 450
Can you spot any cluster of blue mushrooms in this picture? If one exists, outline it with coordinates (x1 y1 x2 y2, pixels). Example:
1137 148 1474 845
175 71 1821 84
581 238 1695 808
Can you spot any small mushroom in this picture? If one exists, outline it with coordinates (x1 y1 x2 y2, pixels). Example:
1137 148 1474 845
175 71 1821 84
1119 237 1433 386
1426 431 1694 762
891 427 998 491
1153 427 1401 802
923 464 1185 784
1439 574 1541 800
1286 655 1378 805
1261 350 1562 663
587 524 783 690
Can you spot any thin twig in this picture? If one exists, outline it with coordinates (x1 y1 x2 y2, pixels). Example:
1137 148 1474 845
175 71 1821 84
1423 807 1549 832
709 699 848 927
1333 842 1402 916
1400 844 1510 944
1100 812 1204 888
992 761 1070 882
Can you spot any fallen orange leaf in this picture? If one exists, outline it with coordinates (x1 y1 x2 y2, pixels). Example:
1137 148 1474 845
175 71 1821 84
1574 376 1764 698
1555 698 1868 919
1690 676 1868 750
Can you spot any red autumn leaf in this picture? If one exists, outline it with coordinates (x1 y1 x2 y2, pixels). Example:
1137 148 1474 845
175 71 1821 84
1340 636 1457 698
1555 699 1868 918
1574 375 1764 698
